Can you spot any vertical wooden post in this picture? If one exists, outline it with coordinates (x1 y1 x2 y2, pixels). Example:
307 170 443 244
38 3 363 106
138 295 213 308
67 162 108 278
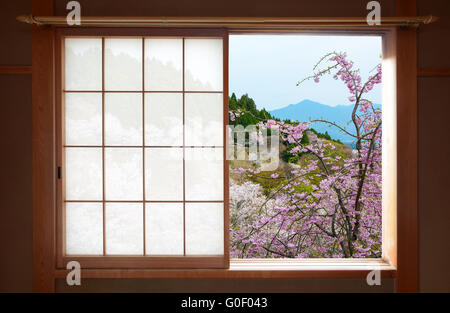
223 29 230 268
32 0 55 292
396 0 418 293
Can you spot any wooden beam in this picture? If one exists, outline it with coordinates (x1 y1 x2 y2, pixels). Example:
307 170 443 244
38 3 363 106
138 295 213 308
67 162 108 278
32 0 55 293
54 259 397 279
418 68 450 77
54 268 396 279
16 15 437 28
396 0 419 293
0 65 32 74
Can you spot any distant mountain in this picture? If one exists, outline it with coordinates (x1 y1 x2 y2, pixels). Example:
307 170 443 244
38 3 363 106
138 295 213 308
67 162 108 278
269 99 381 147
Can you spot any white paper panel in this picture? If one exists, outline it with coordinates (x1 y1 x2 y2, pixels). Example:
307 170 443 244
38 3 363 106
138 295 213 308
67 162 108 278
146 203 183 255
185 148 223 201
65 93 102 145
66 202 103 255
105 202 143 255
185 93 223 146
185 203 224 255
145 93 183 146
65 38 102 91
105 38 142 91
185 39 223 91
105 93 142 145
105 148 143 200
65 148 103 200
145 148 183 201
145 38 182 91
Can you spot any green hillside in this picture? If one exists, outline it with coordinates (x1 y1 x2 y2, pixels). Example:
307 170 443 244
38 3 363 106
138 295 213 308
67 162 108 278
229 93 353 194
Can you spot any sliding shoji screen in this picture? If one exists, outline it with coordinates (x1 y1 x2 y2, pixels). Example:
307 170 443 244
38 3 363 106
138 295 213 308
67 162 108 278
59 34 227 268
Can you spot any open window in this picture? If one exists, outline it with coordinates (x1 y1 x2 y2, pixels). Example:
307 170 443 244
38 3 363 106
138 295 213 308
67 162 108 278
55 29 397 274
15 15 422 290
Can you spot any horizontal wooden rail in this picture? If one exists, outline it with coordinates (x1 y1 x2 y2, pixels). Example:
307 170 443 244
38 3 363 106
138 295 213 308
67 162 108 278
0 65 32 74
55 268 397 279
17 15 437 28
418 68 450 77
54 259 396 279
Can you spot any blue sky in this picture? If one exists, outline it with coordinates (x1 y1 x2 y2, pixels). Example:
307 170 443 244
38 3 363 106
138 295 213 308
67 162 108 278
229 35 382 110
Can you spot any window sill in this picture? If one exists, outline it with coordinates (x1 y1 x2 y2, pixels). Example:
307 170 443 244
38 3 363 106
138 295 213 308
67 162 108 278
54 259 396 279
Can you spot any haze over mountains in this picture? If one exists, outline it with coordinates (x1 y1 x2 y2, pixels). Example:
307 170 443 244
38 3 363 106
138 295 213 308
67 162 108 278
269 99 381 147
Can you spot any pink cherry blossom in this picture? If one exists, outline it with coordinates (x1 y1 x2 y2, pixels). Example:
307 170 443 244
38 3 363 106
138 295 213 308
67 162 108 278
230 52 382 258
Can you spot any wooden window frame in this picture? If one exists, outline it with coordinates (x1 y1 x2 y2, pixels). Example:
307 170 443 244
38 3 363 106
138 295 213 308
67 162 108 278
33 25 417 292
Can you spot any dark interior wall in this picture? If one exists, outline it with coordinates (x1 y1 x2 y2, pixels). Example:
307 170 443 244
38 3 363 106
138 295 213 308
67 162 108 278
55 278 394 293
0 0 448 293
417 0 450 68
417 77 450 293
0 74 32 293
0 0 32 293
0 0 31 65
417 0 450 293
